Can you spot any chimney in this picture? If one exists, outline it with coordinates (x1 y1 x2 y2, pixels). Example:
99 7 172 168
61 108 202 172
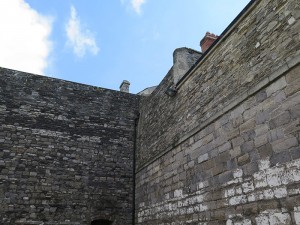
200 32 218 53
172 48 202 84
120 80 130 93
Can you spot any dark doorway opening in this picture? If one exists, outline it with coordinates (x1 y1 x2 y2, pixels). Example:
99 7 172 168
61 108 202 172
91 219 113 225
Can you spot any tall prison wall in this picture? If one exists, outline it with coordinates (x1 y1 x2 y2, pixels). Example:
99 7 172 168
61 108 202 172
0 68 139 225
136 0 300 224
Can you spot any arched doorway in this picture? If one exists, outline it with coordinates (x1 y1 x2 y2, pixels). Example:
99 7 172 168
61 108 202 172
91 219 113 225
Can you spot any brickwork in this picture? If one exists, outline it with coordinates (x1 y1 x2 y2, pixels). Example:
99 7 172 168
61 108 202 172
136 0 300 224
0 68 139 225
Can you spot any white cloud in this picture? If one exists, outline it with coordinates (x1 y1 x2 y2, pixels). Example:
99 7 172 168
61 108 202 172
66 6 99 58
131 0 146 14
0 0 52 75
121 0 146 15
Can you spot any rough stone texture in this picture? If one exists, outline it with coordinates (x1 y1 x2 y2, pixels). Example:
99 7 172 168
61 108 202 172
0 68 139 225
136 63 300 224
0 0 300 224
136 0 300 169
136 0 300 224
172 48 202 84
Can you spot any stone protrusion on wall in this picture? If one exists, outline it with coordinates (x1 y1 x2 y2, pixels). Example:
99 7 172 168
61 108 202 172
172 48 201 84
137 86 157 96
120 80 130 93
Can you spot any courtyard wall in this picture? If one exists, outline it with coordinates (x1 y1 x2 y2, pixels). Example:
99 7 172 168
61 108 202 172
0 68 139 225
136 0 300 223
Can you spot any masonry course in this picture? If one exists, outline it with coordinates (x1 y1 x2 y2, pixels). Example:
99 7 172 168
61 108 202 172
1 0 300 224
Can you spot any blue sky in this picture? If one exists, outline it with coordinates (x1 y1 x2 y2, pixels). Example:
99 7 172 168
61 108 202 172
0 0 250 93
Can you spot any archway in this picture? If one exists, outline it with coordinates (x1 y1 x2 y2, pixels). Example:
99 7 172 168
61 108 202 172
91 219 113 225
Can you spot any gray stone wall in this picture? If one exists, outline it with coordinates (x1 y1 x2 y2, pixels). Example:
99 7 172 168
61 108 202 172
0 0 300 224
137 0 300 169
172 48 201 84
136 0 300 224
0 68 139 225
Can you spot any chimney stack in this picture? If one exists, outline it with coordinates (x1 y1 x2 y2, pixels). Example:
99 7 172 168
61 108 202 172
172 48 201 84
120 80 130 93
200 32 218 53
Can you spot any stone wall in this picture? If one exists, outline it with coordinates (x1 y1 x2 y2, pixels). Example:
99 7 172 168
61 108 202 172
0 68 139 225
172 48 201 84
136 0 300 224
0 0 299 224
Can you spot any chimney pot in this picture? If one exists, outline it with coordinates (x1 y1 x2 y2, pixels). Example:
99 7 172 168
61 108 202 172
120 80 130 93
200 32 219 53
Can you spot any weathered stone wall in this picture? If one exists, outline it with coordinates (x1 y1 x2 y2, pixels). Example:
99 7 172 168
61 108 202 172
0 68 139 225
136 0 300 224
172 48 201 84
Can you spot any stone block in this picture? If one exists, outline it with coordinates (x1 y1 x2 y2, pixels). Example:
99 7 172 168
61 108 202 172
280 92 300 112
243 202 258 215
257 143 273 158
274 90 286 103
243 161 259 176
202 133 214 145
267 128 284 142
254 134 268 148
243 105 261 121
232 116 244 128
211 189 223 201
226 128 240 140
210 148 220 158
255 124 269 137
216 199 227 209
285 79 300 96
218 142 231 153
230 146 242 158
213 134 227 148
290 146 300 160
256 90 268 103
238 153 250 166
198 153 209 164
285 65 300 83
290 104 300 119
272 136 298 153
218 171 233 184
212 163 226 176
232 136 244 148
241 141 254 153
210 209 225 220
269 111 291 129
256 108 271 124
201 159 215 170
284 196 300 211
227 158 237 170
241 129 256 141
243 96 256 110
239 119 256 133
258 199 280 211
231 105 246 119
266 76 287 97
270 151 292 166
215 152 230 164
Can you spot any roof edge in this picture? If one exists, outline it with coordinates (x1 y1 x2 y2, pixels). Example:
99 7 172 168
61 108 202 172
176 0 258 88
